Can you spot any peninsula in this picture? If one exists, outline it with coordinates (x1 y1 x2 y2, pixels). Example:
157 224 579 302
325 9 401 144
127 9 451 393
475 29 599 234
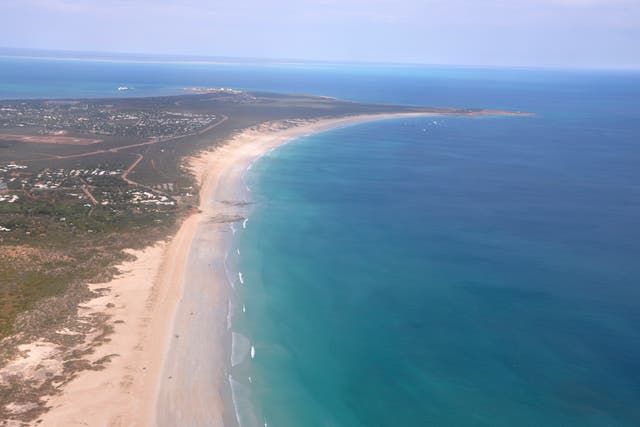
0 90 526 425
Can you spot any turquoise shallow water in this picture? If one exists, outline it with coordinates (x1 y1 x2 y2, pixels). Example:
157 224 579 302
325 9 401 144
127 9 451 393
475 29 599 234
233 97 640 425
2 56 639 426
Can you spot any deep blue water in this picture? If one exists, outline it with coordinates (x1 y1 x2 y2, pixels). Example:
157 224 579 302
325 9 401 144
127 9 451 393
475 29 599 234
230 67 640 425
2 56 639 426
236 113 640 426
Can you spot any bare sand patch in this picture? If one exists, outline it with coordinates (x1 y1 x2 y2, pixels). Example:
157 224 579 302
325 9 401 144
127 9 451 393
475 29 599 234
0 134 103 145
25 112 436 427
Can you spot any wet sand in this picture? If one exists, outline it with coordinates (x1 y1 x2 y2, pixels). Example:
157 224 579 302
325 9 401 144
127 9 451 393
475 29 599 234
154 113 438 426
38 113 436 427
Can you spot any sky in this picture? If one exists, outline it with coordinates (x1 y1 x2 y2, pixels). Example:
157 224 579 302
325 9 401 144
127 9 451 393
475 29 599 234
2 0 639 69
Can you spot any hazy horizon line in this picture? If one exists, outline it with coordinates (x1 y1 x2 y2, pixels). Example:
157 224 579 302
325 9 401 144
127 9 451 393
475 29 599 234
1 46 639 73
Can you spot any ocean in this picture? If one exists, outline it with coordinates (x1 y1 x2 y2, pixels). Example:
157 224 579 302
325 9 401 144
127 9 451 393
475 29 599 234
2 56 639 426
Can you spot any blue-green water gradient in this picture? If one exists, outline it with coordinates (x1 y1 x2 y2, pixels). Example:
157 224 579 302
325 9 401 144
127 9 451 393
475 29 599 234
2 56 639 426
235 86 640 425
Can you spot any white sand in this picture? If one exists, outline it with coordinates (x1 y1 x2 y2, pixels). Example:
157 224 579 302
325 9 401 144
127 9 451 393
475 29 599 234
36 113 434 427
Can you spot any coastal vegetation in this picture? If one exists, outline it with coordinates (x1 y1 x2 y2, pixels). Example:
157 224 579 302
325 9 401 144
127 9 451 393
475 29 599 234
0 90 465 422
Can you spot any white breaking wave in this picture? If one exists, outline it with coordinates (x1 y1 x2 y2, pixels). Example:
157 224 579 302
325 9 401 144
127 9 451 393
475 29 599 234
242 304 246 313
237 249 241 255
229 375 260 427
238 272 244 284
242 218 248 229
231 332 251 367
230 223 237 235
229 375 243 427
223 252 236 289
250 345 256 359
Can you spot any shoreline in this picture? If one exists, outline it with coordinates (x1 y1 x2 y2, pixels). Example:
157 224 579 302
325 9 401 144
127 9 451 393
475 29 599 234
35 112 452 426
154 112 446 427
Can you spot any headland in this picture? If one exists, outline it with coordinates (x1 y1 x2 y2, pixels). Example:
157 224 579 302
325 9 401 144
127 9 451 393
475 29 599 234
0 90 526 425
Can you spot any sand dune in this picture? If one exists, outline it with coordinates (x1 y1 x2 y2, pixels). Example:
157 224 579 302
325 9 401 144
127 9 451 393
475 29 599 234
37 113 434 427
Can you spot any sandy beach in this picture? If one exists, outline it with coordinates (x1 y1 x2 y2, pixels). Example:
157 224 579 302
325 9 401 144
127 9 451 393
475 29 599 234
35 112 435 427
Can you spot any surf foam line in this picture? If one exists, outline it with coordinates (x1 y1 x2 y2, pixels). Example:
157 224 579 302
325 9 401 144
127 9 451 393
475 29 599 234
223 250 237 290
231 332 251 367
229 375 259 427
225 127 320 427
239 172 252 199
229 375 243 427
